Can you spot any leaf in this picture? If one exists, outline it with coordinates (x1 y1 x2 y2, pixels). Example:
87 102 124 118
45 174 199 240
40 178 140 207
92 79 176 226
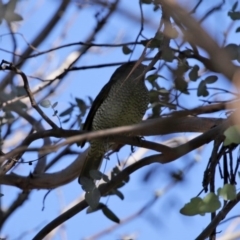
197 81 209 97
204 75 218 84
15 101 27 110
89 170 102 180
147 74 167 83
180 197 203 216
3 0 23 23
102 174 110 182
217 184 237 200
162 48 174 62
149 90 160 103
223 125 240 146
174 77 189 94
85 188 101 210
154 31 164 41
181 49 192 57
16 86 26 96
86 203 104 214
147 74 159 83
228 11 240 20
40 99 51 108
4 111 14 120
178 59 190 73
180 194 221 216
52 102 58 109
102 205 120 223
141 38 162 48
80 177 95 191
62 118 70 123
75 98 87 116
59 106 74 117
52 110 58 117
232 1 238 12
5 12 23 22
112 189 124 200
224 43 239 60
189 65 199 81
122 45 132 55
200 192 221 213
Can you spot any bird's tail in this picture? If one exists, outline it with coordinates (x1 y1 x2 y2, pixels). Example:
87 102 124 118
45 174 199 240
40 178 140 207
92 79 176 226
78 141 105 184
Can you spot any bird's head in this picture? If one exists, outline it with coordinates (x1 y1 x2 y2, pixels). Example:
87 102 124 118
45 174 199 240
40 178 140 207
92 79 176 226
112 61 155 83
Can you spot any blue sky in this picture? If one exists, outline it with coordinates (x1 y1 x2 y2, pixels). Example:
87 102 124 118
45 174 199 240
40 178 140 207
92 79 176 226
1 0 240 240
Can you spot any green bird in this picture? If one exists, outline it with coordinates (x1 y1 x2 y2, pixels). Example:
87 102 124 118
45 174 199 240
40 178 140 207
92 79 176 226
78 61 153 184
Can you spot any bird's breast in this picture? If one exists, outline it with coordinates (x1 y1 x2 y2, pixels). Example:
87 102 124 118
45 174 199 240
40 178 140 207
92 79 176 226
92 79 149 131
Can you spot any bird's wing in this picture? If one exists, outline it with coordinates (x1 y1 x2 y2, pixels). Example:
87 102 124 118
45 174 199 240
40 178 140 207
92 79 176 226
81 80 114 147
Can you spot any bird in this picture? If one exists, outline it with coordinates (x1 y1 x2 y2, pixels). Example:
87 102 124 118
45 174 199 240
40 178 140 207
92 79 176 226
78 61 153 184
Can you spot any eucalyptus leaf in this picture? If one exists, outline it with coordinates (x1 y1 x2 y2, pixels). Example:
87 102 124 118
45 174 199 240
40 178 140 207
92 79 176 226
102 205 120 223
85 188 101 210
40 99 51 108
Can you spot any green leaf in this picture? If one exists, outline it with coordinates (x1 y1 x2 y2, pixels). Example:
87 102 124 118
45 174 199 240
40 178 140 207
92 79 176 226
16 86 26 96
75 98 87 116
52 110 58 117
80 177 95 191
223 125 240 146
4 111 14 120
228 11 240 20
85 188 101 210
181 49 192 57
141 38 162 48
232 1 238 12
178 59 190 73
149 90 160 103
102 174 110 182
154 31 164 41
174 77 189 94
40 99 51 108
102 205 120 223
180 194 221 216
5 12 23 22
122 45 132 55
224 43 239 60
147 74 159 83
52 102 58 109
3 0 23 23
89 170 103 180
197 81 209 97
180 197 203 216
59 106 74 117
62 118 70 123
111 189 124 200
217 184 237 200
200 192 221 213
162 48 174 62
147 74 167 83
204 75 218 84
189 65 199 81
